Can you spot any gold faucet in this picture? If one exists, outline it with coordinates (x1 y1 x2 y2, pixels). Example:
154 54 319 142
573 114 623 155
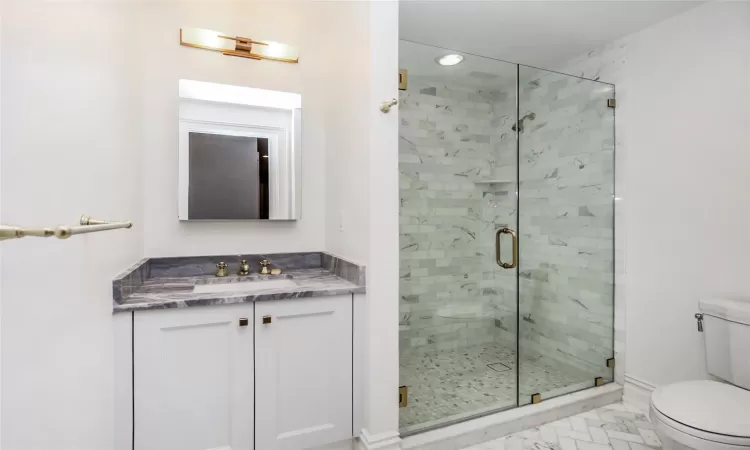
215 262 228 277
260 259 271 275
238 259 251 276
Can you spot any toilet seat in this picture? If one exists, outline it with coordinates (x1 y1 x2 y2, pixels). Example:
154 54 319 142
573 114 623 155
650 380 750 447
651 404 750 448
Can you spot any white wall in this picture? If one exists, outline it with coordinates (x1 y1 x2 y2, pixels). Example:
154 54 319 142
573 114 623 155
560 1 750 392
321 2 401 446
0 12 4 450
624 1 750 388
0 1 392 449
363 2 400 446
322 2 371 265
138 1 328 256
1 2 144 449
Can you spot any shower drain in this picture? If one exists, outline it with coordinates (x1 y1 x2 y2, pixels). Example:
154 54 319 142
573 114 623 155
487 362 512 373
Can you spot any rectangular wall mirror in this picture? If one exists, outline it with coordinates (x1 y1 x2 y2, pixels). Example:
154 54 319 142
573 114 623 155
178 79 302 220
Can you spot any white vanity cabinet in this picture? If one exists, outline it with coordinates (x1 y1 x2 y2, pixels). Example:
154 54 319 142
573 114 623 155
133 304 255 450
255 296 353 450
126 295 354 450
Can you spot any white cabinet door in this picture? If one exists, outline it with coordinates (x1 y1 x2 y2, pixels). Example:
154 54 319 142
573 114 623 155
255 295 353 450
134 304 254 450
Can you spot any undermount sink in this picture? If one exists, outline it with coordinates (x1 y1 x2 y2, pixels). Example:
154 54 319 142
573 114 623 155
193 278 298 294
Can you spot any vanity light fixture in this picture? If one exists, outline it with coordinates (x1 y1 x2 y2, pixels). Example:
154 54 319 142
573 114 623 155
180 27 299 63
436 54 464 66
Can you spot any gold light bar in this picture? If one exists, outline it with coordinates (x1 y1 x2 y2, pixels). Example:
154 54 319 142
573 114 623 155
0 215 132 241
180 27 299 63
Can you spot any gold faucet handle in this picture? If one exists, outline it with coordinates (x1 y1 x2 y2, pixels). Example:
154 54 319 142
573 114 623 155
216 262 229 277
238 259 251 275
260 259 270 274
217 262 228 269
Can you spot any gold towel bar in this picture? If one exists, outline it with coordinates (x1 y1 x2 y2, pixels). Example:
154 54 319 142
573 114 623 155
0 215 132 241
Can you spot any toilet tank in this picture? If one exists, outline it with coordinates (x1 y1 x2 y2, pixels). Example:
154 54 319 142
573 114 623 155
699 298 750 389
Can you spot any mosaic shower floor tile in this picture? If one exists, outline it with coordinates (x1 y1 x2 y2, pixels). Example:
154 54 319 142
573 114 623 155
400 342 597 432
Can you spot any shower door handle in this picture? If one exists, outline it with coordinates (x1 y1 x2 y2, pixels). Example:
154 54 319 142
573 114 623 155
495 227 518 269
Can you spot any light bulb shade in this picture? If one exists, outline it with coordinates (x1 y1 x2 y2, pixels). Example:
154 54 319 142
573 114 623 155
436 54 464 66
180 27 299 63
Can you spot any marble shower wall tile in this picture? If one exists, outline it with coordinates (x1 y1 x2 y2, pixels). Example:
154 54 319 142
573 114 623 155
399 73 518 357
555 40 627 384
513 66 616 379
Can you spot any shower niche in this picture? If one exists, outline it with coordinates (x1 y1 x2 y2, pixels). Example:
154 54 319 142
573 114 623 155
398 40 615 435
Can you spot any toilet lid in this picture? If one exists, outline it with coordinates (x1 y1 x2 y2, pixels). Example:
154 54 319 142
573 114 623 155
651 380 750 438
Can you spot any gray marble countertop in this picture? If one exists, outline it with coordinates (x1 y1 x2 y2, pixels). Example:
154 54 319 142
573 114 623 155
112 252 366 313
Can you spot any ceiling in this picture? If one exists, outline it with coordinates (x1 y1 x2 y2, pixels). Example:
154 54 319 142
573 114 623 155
400 40 519 84
400 1 703 69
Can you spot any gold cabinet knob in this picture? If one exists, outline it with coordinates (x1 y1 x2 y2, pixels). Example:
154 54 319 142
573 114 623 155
262 315 272 324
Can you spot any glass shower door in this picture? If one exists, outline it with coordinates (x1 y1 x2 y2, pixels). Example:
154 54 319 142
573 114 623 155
397 42 616 434
516 65 616 405
398 40 519 434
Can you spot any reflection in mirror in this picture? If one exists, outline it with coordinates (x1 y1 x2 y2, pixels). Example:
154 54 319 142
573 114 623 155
178 80 301 221
188 133 270 219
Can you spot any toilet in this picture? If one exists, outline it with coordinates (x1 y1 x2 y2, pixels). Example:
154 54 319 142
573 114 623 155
649 298 750 450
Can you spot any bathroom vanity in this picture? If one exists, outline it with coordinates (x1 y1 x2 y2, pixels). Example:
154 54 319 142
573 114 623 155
112 252 366 450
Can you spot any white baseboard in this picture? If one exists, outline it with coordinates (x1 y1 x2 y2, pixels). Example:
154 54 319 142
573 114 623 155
356 429 402 450
622 374 656 413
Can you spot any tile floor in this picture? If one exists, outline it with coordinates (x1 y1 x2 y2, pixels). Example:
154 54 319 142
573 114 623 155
400 342 602 432
460 403 661 450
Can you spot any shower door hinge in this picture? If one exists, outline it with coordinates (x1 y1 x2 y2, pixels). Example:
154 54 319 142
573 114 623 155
606 358 615 368
595 377 605 387
607 98 617 108
531 393 542 404
399 385 408 408
399 69 408 90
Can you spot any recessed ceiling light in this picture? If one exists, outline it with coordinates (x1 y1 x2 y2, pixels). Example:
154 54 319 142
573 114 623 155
436 54 464 66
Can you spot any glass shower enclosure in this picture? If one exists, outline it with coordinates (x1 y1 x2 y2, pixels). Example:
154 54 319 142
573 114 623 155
398 40 615 435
